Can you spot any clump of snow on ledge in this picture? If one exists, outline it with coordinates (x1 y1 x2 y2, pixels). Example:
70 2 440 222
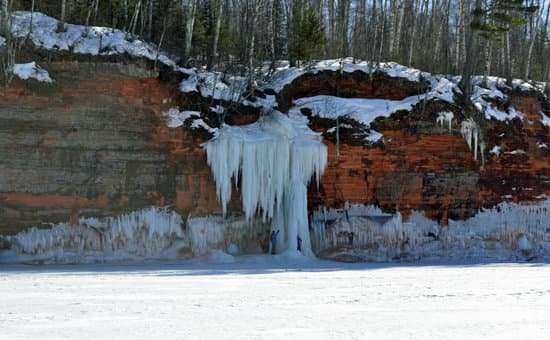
180 71 247 101
162 108 218 135
205 110 327 256
11 11 175 67
163 108 199 128
13 62 53 83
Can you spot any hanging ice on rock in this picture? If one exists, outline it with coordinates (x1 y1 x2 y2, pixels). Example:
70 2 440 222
205 111 327 256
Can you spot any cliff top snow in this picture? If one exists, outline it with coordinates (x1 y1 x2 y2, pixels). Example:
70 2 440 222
9 11 176 67
177 59 549 144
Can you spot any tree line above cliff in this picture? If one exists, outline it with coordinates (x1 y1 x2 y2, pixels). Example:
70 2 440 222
1 0 550 85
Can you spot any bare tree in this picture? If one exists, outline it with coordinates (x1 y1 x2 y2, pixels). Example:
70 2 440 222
183 0 197 64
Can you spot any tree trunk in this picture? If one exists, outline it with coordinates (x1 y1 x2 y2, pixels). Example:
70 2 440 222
455 0 463 74
123 0 128 31
248 0 264 95
183 0 197 64
394 0 405 60
94 0 100 23
61 0 66 23
524 4 540 80
29 0 35 34
460 0 483 107
1 0 8 36
208 0 224 70
408 0 419 66
147 0 153 41
504 30 512 85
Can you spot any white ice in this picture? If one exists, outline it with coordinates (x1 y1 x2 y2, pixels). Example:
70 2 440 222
0 208 186 264
436 111 454 133
205 110 327 255
2 261 550 340
310 200 550 261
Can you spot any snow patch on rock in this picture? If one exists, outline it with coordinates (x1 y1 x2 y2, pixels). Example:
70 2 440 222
13 62 53 83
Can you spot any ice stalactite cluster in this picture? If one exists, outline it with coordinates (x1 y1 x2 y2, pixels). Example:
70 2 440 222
436 111 454 133
446 201 550 251
205 111 327 256
310 201 550 261
0 208 186 263
460 118 485 162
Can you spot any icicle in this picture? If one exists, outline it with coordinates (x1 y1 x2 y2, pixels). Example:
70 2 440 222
460 118 482 161
205 111 327 256
436 111 454 133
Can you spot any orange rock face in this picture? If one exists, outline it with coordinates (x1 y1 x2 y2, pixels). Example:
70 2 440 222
0 64 548 234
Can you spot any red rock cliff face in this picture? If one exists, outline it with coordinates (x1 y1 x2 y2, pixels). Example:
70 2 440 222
0 64 548 235
298 75 550 224
0 63 221 234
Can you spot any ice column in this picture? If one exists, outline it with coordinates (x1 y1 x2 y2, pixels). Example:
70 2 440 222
205 111 327 255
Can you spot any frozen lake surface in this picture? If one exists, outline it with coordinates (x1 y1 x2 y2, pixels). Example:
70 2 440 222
2 257 550 339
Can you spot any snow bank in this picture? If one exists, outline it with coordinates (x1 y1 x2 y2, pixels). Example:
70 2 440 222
0 208 186 263
205 110 327 256
10 11 175 67
13 62 53 83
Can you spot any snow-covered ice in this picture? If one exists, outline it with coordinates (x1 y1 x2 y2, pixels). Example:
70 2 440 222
1 260 550 340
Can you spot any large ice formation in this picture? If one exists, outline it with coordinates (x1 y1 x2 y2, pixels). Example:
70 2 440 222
0 208 185 263
310 201 550 261
205 111 327 256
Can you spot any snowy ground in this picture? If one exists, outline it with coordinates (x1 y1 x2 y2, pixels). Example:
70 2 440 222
2 257 550 339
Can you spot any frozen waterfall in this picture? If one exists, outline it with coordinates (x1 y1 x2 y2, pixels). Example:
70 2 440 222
205 111 327 256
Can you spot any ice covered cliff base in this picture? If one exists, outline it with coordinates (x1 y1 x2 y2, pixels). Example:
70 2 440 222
205 111 327 256
311 200 550 262
0 208 186 264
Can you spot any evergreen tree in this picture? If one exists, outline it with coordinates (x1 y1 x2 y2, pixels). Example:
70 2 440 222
460 0 538 106
289 9 324 66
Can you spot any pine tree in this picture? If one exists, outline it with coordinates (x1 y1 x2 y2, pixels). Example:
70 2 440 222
289 9 325 66
460 0 538 105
